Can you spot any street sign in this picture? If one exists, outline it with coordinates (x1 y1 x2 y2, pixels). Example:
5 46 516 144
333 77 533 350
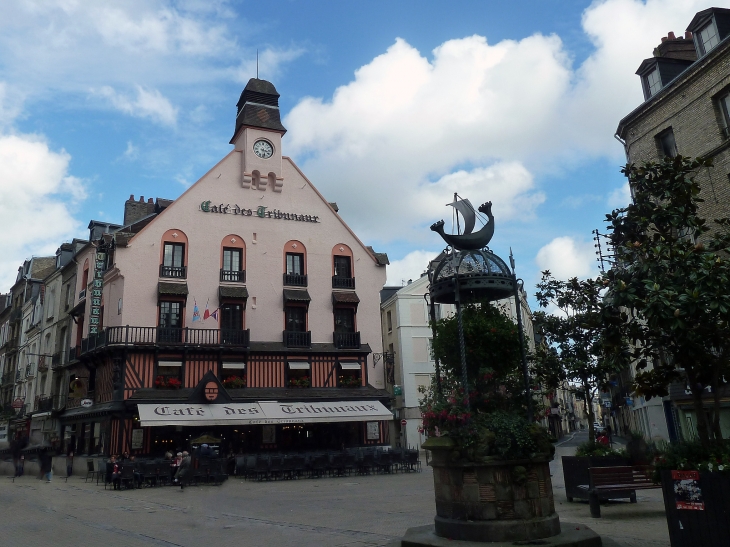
401 419 407 427
11 397 24 409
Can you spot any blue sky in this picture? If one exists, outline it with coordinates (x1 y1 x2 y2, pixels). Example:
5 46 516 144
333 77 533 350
0 0 725 308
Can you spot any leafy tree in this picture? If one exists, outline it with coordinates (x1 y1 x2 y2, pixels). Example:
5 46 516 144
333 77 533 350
604 156 730 447
533 273 621 443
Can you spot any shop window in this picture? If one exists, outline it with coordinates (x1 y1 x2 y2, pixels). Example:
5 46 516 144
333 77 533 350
338 361 362 388
161 242 186 278
156 360 182 389
287 361 310 388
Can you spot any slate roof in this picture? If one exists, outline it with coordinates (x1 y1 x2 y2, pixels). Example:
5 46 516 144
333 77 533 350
158 282 189 296
332 291 360 304
219 285 249 299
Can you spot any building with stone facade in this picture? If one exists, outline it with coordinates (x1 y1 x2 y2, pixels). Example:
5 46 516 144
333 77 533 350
615 7 730 442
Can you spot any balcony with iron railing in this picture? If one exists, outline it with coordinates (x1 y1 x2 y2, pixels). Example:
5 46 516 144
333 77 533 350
15 370 21 382
51 352 62 370
25 365 34 378
283 273 307 287
1 371 14 386
77 325 251 356
333 331 361 349
159 264 187 279
34 395 53 413
283 330 311 348
332 276 356 289
220 269 246 282
37 356 48 372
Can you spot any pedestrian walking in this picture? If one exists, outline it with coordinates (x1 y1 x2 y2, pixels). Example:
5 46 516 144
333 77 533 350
39 448 53 483
176 451 191 489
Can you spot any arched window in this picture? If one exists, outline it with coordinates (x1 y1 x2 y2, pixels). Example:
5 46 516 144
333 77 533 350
159 229 189 279
283 240 307 287
332 244 355 289
220 235 246 282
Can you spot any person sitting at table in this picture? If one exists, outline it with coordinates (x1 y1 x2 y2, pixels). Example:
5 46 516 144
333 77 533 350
129 455 143 488
109 455 121 490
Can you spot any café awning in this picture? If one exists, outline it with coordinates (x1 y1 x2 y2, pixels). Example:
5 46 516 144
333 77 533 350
137 400 392 427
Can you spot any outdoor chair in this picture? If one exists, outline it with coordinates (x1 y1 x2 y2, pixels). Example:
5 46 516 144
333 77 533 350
391 449 404 473
120 465 136 489
330 453 346 477
292 455 306 479
235 456 246 476
310 454 328 478
244 455 256 480
376 452 393 474
358 452 375 475
344 453 357 476
85 459 97 482
281 456 296 480
269 456 283 480
254 455 270 481
405 450 421 472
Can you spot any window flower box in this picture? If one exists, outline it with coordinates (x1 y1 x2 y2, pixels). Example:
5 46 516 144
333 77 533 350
289 376 310 388
155 375 181 389
223 375 247 389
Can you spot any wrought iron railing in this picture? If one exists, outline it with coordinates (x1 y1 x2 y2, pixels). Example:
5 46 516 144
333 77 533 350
34 396 53 413
77 326 251 356
159 265 187 278
283 273 307 287
333 331 361 349
51 353 62 369
37 356 48 372
25 365 34 378
69 346 80 362
283 330 311 348
332 276 356 289
220 269 246 282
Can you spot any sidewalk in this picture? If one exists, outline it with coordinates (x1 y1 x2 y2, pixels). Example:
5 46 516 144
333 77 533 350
550 433 670 547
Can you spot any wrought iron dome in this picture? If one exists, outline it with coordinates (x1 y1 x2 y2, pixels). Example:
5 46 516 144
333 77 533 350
428 248 515 304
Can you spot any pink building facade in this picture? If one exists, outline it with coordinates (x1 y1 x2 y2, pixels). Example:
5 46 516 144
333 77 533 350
61 79 391 457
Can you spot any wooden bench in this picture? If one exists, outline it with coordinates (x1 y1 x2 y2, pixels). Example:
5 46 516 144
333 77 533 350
578 465 660 517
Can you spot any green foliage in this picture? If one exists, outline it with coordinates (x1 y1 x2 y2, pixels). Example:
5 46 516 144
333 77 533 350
532 273 623 442
652 440 730 481
420 301 553 462
604 156 730 445
575 441 626 458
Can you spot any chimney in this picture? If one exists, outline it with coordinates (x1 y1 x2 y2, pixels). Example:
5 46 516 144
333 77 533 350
653 31 697 62
124 194 156 226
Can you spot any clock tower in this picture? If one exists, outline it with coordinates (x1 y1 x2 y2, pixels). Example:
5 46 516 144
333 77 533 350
230 78 287 192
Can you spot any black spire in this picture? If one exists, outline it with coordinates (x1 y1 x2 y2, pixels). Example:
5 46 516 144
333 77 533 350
231 78 287 143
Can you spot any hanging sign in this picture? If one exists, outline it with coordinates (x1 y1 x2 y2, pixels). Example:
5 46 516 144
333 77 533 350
89 251 107 334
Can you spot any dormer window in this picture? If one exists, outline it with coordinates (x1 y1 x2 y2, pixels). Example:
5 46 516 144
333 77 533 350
696 20 720 55
645 68 662 98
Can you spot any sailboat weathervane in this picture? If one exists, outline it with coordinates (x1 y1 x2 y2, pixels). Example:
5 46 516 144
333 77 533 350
430 196 494 251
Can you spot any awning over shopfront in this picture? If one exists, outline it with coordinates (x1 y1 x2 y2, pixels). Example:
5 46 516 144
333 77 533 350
138 400 392 427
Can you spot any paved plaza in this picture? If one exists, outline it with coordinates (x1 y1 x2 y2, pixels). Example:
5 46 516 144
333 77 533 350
0 437 670 547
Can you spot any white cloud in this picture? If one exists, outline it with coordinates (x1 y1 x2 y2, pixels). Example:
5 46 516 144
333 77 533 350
123 141 139 161
232 47 307 83
607 182 631 209
0 134 85 288
385 250 441 286
535 237 597 280
96 85 178 126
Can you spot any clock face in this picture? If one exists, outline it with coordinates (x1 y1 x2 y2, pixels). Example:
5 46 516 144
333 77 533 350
253 140 273 159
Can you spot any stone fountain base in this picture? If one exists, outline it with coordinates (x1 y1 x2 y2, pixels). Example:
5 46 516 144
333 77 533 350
396 523 602 547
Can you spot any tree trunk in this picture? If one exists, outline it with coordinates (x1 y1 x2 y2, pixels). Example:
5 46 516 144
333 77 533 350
689 383 711 448
585 382 595 443
711 362 723 442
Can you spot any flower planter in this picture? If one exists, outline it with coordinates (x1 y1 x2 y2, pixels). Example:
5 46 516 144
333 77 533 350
426 441 560 542
660 469 730 547
561 455 630 502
